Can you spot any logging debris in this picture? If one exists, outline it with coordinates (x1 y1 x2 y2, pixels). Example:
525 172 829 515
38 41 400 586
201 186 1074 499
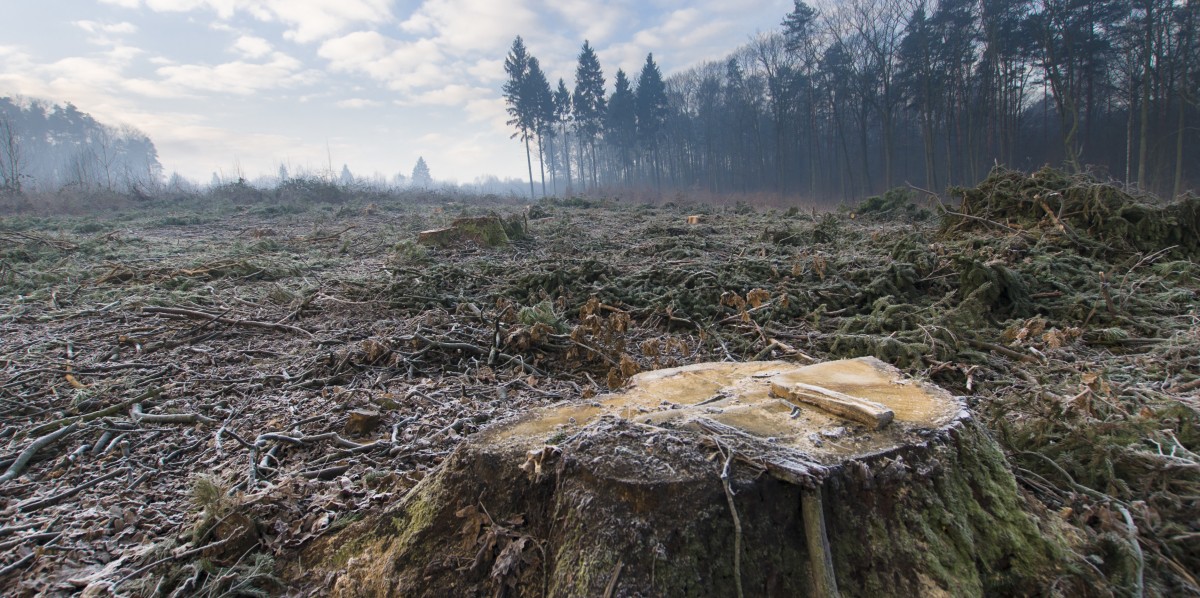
0 170 1196 595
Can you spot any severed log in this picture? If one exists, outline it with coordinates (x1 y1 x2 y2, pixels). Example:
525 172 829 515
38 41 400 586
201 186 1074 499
769 381 894 430
296 357 1068 598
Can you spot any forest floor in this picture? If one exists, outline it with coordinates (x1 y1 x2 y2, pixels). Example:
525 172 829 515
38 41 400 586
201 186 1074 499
0 171 1197 596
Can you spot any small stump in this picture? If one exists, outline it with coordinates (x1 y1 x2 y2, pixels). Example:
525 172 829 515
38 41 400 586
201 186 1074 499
417 215 525 248
300 358 1066 597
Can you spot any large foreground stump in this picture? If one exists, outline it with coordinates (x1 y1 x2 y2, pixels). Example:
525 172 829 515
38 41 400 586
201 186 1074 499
299 358 1067 596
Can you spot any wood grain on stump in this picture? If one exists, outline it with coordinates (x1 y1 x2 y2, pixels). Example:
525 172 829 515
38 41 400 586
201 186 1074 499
298 357 1067 597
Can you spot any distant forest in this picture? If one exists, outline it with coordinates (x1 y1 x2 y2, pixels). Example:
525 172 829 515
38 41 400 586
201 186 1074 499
505 0 1200 201
0 97 162 195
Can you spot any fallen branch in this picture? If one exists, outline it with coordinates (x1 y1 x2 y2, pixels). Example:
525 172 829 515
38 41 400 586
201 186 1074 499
712 437 744 598
0 552 35 578
0 521 44 537
305 225 356 243
131 403 216 425
299 464 352 480
964 337 1036 363
18 467 129 513
0 422 80 484
141 306 313 338
27 387 165 437
114 533 245 591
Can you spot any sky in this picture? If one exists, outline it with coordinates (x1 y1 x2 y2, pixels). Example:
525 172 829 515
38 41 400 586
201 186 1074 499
0 0 791 184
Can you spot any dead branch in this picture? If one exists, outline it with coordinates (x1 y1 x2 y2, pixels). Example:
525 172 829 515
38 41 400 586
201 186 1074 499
131 402 216 425
141 306 314 338
0 422 80 484
27 387 165 437
18 467 129 513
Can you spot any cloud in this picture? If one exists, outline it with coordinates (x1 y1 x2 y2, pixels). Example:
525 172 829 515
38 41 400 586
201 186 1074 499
336 98 383 109
398 0 538 56
100 0 394 43
318 32 450 91
464 96 509 130
74 21 139 35
156 51 321 95
232 35 272 58
403 84 491 107
546 0 630 45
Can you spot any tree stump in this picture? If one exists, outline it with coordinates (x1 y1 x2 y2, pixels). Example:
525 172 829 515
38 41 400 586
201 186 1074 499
416 215 526 248
298 358 1067 597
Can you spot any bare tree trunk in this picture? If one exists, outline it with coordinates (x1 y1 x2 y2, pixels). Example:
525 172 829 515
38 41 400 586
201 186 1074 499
537 135 547 198
1138 0 1154 189
524 134 535 200
0 117 20 194
561 122 573 195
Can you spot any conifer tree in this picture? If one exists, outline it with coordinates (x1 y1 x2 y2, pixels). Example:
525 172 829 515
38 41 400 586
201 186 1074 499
503 35 536 199
605 69 637 185
525 56 555 197
635 53 669 189
411 156 432 188
554 79 574 194
573 41 606 189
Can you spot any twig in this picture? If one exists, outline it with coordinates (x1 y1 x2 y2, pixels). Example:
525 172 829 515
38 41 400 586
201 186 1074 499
0 521 44 537
1117 505 1145 598
305 225 356 243
711 436 744 598
939 207 1029 235
0 422 79 484
412 333 486 355
964 337 1036 363
131 402 216 425
602 558 624 598
114 533 244 590
18 467 128 513
299 464 352 480
216 426 255 450
0 552 35 578
27 387 165 437
141 306 313 338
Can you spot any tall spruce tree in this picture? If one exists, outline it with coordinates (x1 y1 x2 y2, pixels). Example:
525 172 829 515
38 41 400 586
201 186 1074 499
525 57 555 197
606 69 637 186
553 79 574 194
573 41 606 189
636 54 669 189
503 36 537 199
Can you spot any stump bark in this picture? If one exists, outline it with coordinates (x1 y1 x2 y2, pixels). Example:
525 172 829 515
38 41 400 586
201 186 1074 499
298 358 1067 597
416 215 525 248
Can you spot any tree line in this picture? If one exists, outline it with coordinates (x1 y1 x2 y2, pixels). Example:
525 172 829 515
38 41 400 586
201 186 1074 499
504 0 1200 202
0 96 162 195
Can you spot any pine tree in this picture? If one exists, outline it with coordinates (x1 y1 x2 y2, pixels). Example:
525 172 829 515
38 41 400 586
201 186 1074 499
411 156 432 188
554 79 574 194
606 69 637 186
525 56 555 197
573 41 606 189
636 53 669 189
503 36 537 199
